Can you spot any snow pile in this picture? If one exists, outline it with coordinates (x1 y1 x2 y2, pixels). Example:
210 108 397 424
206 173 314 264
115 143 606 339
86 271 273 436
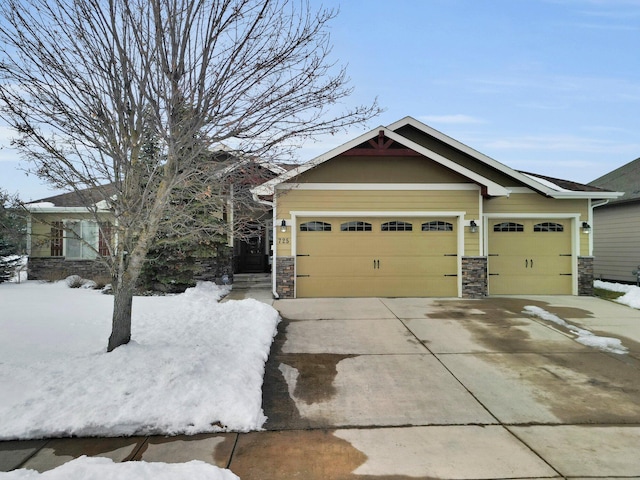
595 280 640 309
523 305 627 355
0 281 280 440
0 456 238 480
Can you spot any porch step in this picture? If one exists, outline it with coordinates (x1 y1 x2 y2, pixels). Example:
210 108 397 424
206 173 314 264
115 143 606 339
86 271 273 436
232 273 272 289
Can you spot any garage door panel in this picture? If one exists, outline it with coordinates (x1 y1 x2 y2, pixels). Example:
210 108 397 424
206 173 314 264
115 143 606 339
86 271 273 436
488 218 573 295
375 256 457 276
297 256 378 276
296 275 458 298
296 216 458 297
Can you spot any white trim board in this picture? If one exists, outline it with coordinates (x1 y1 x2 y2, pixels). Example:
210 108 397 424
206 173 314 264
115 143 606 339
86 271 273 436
275 183 481 191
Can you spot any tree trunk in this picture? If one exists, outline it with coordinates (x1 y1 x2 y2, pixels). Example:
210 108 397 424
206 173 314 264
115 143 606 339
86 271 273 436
107 281 134 352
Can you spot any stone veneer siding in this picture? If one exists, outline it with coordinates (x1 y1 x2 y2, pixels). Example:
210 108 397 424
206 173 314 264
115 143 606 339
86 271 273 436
194 245 234 284
461 256 487 298
276 256 295 299
27 257 110 281
578 256 594 296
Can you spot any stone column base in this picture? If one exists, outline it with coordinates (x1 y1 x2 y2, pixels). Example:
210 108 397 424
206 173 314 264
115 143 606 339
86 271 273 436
462 256 487 298
578 256 594 296
275 256 295 299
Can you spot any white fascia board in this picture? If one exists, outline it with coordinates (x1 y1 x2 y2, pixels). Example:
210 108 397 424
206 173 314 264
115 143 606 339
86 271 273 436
506 186 624 199
288 210 466 218
253 125 510 197
25 206 108 213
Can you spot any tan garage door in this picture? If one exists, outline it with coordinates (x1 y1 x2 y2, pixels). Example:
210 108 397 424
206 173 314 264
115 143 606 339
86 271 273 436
296 217 458 297
488 219 573 295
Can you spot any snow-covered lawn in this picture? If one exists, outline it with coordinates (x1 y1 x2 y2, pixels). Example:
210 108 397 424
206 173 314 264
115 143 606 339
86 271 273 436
0 280 280 477
595 280 640 309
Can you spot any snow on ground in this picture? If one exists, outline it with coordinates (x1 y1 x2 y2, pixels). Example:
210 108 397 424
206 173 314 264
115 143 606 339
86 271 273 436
595 279 640 309
0 280 280 440
524 305 627 354
0 456 238 480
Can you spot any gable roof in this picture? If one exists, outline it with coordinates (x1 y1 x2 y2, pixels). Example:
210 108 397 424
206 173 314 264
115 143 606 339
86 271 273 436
253 116 622 200
589 157 640 204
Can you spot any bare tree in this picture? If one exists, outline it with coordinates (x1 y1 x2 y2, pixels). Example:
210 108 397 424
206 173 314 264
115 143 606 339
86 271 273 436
0 0 380 351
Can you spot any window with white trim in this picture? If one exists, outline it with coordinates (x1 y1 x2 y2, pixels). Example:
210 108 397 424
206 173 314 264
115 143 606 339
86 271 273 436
422 221 453 232
381 221 413 231
300 221 332 231
341 221 372 231
493 222 524 232
534 222 564 232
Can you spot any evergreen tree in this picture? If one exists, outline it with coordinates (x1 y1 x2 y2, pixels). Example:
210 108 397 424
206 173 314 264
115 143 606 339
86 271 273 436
0 190 25 282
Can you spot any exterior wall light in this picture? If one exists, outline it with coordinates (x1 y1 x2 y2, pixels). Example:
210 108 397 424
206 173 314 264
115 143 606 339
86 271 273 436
582 222 591 234
280 219 287 233
469 220 478 233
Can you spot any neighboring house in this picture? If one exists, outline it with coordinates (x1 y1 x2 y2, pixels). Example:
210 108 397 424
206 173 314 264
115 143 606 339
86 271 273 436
26 185 116 281
26 157 287 281
589 158 640 283
252 116 622 299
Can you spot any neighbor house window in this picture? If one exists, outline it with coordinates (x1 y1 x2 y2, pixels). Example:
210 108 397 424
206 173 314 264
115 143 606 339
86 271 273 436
381 221 413 231
422 221 453 232
98 222 113 256
534 222 564 232
65 220 99 259
300 221 332 231
50 221 64 257
341 221 372 231
493 222 524 232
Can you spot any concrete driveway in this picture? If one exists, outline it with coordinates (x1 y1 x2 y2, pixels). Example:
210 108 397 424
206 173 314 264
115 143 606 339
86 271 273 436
230 295 640 479
5 294 640 479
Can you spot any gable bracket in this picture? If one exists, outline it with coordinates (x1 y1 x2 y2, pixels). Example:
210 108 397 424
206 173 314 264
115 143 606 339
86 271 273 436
345 130 422 157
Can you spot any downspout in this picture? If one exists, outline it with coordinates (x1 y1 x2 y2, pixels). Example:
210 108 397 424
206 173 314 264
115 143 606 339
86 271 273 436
252 191 278 299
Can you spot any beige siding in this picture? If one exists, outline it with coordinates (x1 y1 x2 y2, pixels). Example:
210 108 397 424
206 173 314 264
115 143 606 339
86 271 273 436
276 189 481 256
484 194 590 256
288 155 473 184
593 203 640 282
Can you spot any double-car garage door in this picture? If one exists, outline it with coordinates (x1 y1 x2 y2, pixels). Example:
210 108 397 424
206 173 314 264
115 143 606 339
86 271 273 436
296 217 458 297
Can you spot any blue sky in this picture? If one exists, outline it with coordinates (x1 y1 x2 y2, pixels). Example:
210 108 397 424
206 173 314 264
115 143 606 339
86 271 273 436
2 0 640 200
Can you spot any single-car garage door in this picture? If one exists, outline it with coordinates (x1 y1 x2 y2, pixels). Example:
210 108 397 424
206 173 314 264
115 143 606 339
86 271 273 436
488 219 573 295
295 216 458 297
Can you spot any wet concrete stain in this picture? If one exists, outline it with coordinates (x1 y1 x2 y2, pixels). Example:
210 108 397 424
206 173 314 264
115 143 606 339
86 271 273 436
230 429 439 480
426 298 640 424
130 433 236 466
281 353 356 405
21 436 147 468
261 317 357 430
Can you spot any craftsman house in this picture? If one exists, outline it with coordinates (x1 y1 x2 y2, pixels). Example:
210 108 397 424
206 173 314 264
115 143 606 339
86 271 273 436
589 158 640 283
252 116 622 298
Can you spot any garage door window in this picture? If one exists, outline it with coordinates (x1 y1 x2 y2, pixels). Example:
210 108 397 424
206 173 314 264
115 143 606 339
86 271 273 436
381 221 413 231
341 221 372 231
300 221 332 231
534 222 564 232
422 221 453 232
494 222 524 232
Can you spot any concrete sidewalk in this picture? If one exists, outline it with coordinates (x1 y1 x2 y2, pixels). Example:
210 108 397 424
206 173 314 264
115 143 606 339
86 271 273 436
3 292 640 478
